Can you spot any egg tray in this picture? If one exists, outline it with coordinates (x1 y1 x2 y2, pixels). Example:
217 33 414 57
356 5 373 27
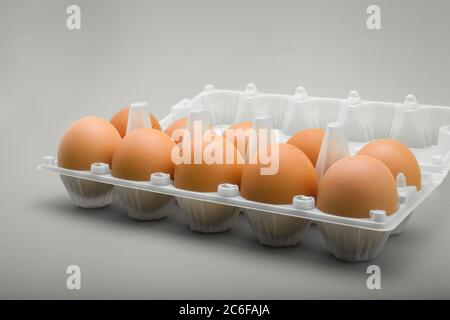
38 84 450 262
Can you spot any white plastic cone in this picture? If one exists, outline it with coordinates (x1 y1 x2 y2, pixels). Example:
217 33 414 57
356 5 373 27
126 101 151 135
315 121 350 181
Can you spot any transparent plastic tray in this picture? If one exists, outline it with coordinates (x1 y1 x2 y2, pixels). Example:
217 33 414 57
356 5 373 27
38 84 450 261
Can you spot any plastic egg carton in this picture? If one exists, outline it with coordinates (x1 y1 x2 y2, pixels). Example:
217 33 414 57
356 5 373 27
38 84 450 262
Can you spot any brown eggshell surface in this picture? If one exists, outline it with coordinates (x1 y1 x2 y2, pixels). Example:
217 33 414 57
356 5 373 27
111 106 161 138
240 143 318 205
317 155 398 218
174 136 243 192
57 116 122 170
111 128 175 181
287 128 325 166
357 139 421 190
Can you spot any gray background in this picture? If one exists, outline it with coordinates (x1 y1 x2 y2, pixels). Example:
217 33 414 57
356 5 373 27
0 0 449 299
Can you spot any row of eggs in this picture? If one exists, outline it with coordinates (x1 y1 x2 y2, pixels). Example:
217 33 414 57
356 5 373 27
57 106 422 219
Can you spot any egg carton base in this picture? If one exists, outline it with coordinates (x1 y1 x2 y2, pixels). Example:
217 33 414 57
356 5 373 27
60 175 114 209
318 222 390 262
40 163 441 232
246 209 310 247
46 168 429 262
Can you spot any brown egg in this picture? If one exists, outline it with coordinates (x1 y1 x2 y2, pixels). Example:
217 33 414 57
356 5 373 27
111 128 175 181
164 118 188 144
111 106 161 138
317 155 398 218
223 121 253 157
240 143 317 204
58 116 121 170
357 139 421 190
174 136 243 192
287 128 324 166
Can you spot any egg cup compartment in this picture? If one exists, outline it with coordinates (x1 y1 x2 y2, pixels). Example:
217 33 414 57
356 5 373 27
58 162 116 209
318 222 390 262
245 209 310 247
116 186 174 221
176 183 241 233
60 175 114 209
40 84 450 262
176 197 237 233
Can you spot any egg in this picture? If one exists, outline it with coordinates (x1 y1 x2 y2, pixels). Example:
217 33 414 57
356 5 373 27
174 136 243 192
357 139 421 190
111 128 175 181
223 121 253 157
317 155 398 218
57 116 121 170
164 117 187 144
111 106 161 138
240 143 317 204
287 128 324 166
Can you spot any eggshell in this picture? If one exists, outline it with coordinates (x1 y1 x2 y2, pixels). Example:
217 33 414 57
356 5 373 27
57 116 121 170
111 106 161 138
357 139 421 190
223 121 253 156
111 128 175 181
317 155 398 218
163 117 187 144
174 136 243 192
240 143 317 204
287 128 324 166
